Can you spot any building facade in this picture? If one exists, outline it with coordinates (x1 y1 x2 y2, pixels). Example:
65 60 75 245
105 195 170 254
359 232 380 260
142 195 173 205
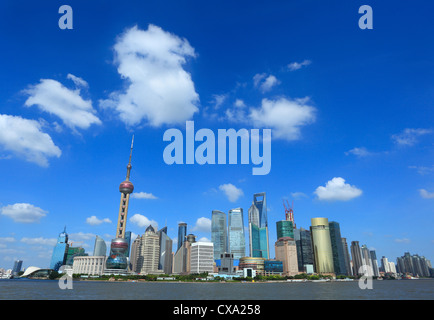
310 218 334 274
275 237 299 276
93 235 107 257
228 208 245 259
72 256 106 276
211 210 227 260
328 221 347 276
50 226 69 271
350 241 363 276
134 225 161 274
190 241 214 274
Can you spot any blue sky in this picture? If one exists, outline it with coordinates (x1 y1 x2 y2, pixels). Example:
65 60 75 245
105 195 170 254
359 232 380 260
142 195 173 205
0 0 433 270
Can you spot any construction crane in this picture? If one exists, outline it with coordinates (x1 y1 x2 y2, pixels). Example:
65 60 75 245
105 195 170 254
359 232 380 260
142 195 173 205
283 199 295 228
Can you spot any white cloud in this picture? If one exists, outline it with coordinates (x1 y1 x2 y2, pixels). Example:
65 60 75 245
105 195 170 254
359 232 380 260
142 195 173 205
0 114 61 167
392 128 432 146
287 59 311 71
314 177 362 201
130 192 158 200
253 73 280 93
23 76 101 131
345 147 373 158
100 24 199 127
66 74 89 88
219 183 244 203
290 192 308 199
198 237 211 242
191 217 211 233
85 216 112 226
249 97 316 141
409 165 434 175
20 237 57 246
419 189 434 199
395 238 410 243
1 203 48 223
129 213 158 229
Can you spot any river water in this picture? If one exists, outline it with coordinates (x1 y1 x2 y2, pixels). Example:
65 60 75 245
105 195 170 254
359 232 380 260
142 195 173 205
1 278 433 300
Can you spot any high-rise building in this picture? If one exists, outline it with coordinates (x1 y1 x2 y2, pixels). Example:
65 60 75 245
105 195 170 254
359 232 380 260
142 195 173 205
350 241 363 276
380 256 391 273
341 238 352 276
211 210 227 260
93 235 107 257
370 250 380 277
134 225 160 274
361 245 373 276
190 241 214 274
65 246 87 266
227 208 245 259
310 218 334 274
396 252 431 277
276 220 294 240
157 226 173 275
106 136 135 271
12 260 23 276
177 222 187 251
248 193 269 259
125 231 132 258
173 234 196 274
328 221 347 276
275 237 298 276
50 226 69 271
294 227 314 273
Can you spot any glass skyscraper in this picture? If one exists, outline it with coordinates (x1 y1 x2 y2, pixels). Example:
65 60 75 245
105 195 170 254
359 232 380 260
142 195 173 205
93 235 107 256
328 221 347 276
50 226 69 271
350 241 363 276
310 218 334 274
157 226 173 274
248 193 269 259
177 222 187 251
228 208 246 259
294 227 314 272
211 210 227 260
276 220 294 239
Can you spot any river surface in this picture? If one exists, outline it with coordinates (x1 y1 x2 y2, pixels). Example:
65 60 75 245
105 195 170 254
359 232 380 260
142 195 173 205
1 278 433 300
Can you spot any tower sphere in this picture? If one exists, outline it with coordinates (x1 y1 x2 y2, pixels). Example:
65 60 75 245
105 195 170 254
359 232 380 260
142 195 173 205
119 180 134 194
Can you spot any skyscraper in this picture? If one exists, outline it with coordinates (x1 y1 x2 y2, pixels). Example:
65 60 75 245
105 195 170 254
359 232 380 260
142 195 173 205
106 136 134 271
134 225 160 274
310 218 334 274
361 245 373 276
370 250 380 277
228 208 246 259
328 221 347 276
294 227 314 273
350 241 363 276
248 193 269 259
275 237 298 276
341 238 352 276
157 226 173 275
93 235 107 256
12 260 23 276
177 222 187 251
190 241 214 274
276 220 294 239
211 210 227 260
50 226 69 271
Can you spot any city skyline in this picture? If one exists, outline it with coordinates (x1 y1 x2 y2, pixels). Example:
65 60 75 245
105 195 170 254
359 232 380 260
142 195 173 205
0 1 433 270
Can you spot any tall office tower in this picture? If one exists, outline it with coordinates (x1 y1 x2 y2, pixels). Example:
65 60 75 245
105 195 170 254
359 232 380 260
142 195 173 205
328 221 347 276
248 193 269 259
65 246 87 265
130 235 141 273
350 241 363 276
157 226 173 275
380 256 391 273
370 250 380 277
276 220 294 239
275 237 298 276
341 238 352 276
211 210 227 260
294 227 314 272
124 231 132 258
228 208 246 259
106 136 135 271
360 245 373 276
134 225 160 274
93 236 107 256
190 241 214 274
310 218 334 274
177 222 187 251
12 260 23 276
173 233 196 274
50 226 69 271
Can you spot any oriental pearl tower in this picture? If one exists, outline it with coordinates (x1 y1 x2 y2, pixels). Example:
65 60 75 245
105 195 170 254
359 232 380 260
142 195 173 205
106 136 135 271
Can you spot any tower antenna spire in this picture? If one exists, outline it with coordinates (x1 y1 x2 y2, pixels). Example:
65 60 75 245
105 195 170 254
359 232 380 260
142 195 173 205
126 134 134 180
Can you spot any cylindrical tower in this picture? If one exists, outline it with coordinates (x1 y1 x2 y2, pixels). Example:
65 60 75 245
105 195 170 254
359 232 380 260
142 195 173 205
310 217 334 274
